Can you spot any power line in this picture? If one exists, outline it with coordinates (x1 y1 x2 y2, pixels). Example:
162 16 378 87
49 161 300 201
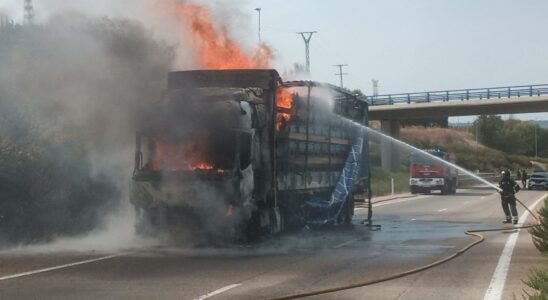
297 31 317 75
333 64 348 88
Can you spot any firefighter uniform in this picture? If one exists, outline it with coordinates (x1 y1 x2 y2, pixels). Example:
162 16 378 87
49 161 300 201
499 170 520 224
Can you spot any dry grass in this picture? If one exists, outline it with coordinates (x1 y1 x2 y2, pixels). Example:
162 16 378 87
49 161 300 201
399 126 532 172
401 126 483 149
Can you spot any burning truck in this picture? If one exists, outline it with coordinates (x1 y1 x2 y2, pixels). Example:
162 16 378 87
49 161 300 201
130 69 371 240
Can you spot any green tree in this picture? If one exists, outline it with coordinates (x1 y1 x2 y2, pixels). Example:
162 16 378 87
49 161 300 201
527 198 548 299
351 89 364 96
473 115 504 149
500 119 535 156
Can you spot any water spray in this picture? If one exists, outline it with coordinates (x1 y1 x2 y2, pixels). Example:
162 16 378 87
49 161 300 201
340 117 503 192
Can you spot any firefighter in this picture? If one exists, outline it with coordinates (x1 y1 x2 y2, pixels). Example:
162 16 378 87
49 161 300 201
521 169 528 189
499 170 520 224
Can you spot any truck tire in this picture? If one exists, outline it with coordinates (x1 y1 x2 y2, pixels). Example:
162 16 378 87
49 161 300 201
441 183 449 195
235 209 261 243
269 207 284 234
451 181 457 194
410 186 417 194
135 207 158 236
342 199 354 225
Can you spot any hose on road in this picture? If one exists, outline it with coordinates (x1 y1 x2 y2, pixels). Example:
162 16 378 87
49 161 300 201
268 197 542 300
516 197 540 223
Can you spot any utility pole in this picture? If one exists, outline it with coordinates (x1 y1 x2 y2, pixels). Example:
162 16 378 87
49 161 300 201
333 64 348 88
24 0 34 25
372 79 379 98
254 8 261 43
297 31 317 75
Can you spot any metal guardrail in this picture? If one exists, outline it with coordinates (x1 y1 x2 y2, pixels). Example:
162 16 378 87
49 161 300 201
367 84 548 105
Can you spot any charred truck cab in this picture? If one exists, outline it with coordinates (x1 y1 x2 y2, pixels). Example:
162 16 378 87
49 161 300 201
130 70 371 240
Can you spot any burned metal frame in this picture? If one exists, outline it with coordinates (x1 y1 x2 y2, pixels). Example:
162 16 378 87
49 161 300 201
279 80 372 225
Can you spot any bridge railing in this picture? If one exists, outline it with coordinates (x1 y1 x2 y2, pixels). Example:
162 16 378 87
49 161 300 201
367 84 548 105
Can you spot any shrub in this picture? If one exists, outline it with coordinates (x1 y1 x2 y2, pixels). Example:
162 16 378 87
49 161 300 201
524 268 548 300
525 197 548 299
530 198 548 254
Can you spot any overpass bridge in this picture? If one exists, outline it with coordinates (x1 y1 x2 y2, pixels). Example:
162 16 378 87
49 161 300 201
367 84 548 120
364 84 548 170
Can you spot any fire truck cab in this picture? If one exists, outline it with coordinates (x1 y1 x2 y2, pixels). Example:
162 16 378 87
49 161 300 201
409 147 458 195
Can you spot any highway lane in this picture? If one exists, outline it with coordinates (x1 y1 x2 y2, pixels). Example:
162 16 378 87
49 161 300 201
309 189 547 300
0 188 546 299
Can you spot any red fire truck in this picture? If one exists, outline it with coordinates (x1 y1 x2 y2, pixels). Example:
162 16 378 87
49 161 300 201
409 147 458 195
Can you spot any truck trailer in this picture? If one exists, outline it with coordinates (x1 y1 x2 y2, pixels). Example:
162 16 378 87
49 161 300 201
130 69 371 240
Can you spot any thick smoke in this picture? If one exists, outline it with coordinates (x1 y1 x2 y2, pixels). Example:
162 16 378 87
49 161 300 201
0 0 281 250
0 12 175 248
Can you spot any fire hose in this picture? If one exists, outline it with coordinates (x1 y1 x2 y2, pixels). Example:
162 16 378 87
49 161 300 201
268 197 543 300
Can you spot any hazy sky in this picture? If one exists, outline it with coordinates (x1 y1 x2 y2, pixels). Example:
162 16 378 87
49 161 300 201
243 0 548 121
2 0 548 121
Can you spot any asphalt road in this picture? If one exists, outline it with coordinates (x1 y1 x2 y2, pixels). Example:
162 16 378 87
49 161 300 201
0 188 546 300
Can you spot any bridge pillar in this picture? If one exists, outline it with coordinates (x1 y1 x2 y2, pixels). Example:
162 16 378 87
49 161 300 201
380 119 401 171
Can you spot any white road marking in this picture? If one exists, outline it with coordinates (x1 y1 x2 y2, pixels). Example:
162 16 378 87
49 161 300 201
438 208 448 212
481 197 486 199
464 201 470 204
193 284 241 300
411 218 417 221
333 238 361 249
483 193 547 300
0 254 121 281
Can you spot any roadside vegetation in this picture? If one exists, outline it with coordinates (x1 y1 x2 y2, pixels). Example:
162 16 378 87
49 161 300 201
369 166 409 197
526 197 548 299
368 116 548 198
473 115 548 158
400 126 539 172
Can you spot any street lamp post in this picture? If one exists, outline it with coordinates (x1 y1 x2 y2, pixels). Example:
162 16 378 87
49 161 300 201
535 122 538 158
255 8 261 43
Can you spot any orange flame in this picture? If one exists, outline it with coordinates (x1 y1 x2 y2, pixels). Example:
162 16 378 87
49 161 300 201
159 2 294 131
276 89 293 131
277 88 293 109
187 162 214 170
151 137 219 172
172 2 272 69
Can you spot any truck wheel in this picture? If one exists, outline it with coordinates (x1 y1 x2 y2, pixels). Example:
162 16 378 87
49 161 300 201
343 199 354 225
269 207 284 234
410 186 417 194
446 181 452 194
235 210 261 243
441 183 448 195
135 207 157 236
